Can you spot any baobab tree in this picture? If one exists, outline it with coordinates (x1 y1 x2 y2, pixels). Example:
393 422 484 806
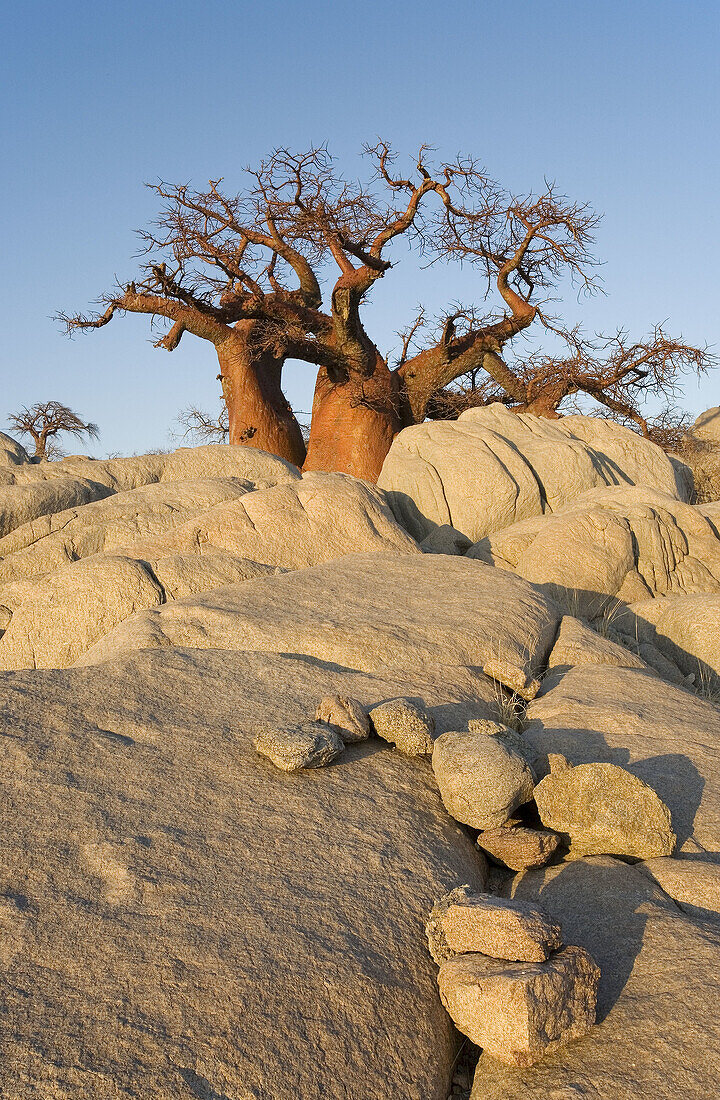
60 144 713 480
7 402 99 460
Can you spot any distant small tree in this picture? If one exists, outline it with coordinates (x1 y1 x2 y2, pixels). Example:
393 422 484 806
7 402 99 460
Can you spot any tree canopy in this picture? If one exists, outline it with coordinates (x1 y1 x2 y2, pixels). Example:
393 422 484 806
61 144 715 478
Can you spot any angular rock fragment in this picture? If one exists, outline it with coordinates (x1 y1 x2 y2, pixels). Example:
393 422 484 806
369 697 435 754
432 723 535 829
314 695 370 743
426 886 562 964
253 721 344 771
419 524 472 555
534 759 676 859
477 825 561 871
438 946 600 1066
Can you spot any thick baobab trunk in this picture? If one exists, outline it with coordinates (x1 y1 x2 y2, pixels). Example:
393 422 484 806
303 358 402 482
217 328 306 468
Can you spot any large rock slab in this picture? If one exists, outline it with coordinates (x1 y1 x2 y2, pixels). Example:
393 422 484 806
0 477 253 584
616 593 720 689
468 485 720 616
121 472 420 570
693 405 720 444
0 445 300 539
0 431 29 465
0 443 300 493
0 646 492 1099
0 477 113 539
0 475 421 669
378 405 686 544
471 856 720 1098
0 552 280 670
547 614 649 673
77 553 560 701
522 663 720 856
639 856 720 920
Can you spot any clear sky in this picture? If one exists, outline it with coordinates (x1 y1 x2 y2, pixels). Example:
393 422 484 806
2 0 719 456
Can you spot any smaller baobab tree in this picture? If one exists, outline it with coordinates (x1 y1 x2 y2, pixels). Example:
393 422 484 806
7 402 99 460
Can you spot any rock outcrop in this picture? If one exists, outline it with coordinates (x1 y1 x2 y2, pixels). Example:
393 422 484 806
523 663 720 855
0 476 422 669
0 443 300 536
615 593 720 689
472 857 720 1097
378 405 688 543
0 646 490 1100
77 554 561 703
0 431 30 465
468 485 720 616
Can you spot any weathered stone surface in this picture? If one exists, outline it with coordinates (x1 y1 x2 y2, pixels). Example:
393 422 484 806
106 472 420 571
314 695 370 743
693 405 720 444
0 646 491 1099
639 856 720 919
472 856 720 1098
0 552 279 670
427 887 562 963
378 404 686 544
432 723 535 829
253 720 344 770
616 593 720 689
468 485 720 616
369 697 435 754
420 524 472 555
0 477 252 584
0 477 113 539
477 825 561 871
0 443 299 493
533 759 675 859
0 431 29 465
547 614 648 673
0 476 423 669
438 945 599 1066
78 554 560 704
523 663 720 855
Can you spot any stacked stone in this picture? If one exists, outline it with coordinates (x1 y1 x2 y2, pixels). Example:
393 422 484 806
427 887 600 1067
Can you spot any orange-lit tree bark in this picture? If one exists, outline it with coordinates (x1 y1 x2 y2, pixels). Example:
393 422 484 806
60 145 714 480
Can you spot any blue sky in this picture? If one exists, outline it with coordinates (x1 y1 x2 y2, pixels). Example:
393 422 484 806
2 0 719 455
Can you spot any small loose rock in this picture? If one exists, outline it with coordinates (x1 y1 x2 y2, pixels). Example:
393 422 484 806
437 945 600 1066
426 886 563 964
369 698 435 754
253 721 344 772
534 758 676 859
477 825 561 871
432 723 535 829
315 695 370 743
